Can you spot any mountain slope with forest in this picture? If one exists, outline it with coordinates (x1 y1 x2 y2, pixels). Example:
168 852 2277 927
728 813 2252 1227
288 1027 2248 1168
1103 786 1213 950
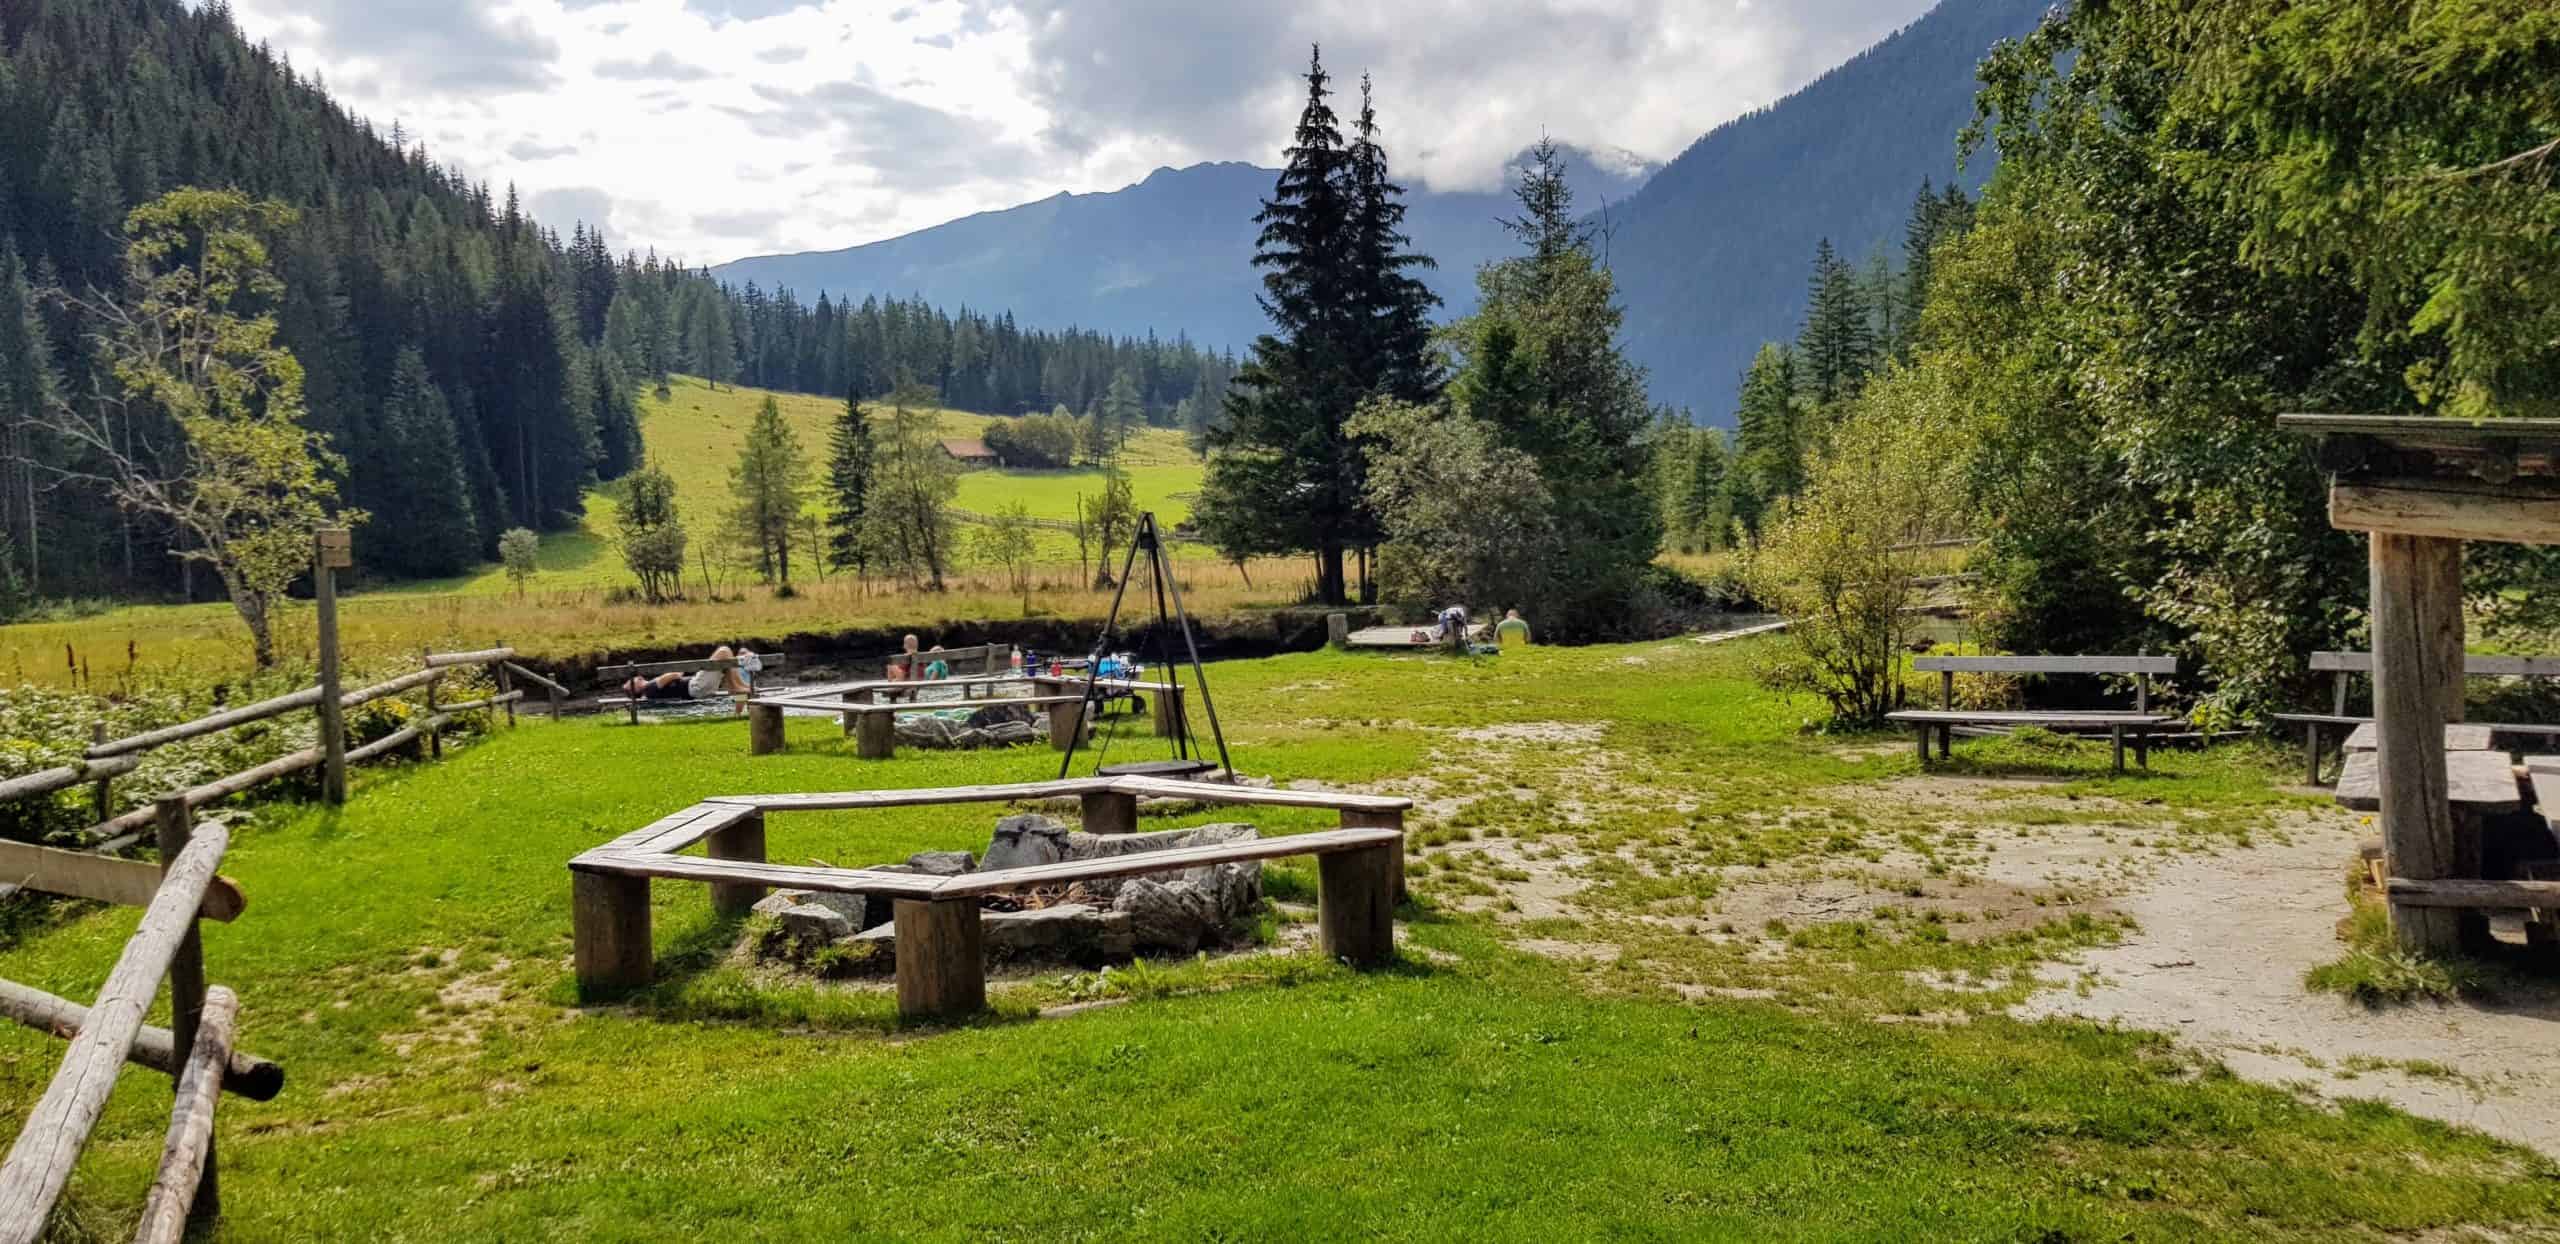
715 0 2046 422
710 145 1659 362
1603 0 2050 418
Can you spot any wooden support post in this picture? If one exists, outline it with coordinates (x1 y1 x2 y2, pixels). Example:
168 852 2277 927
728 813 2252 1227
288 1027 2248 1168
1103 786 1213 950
1940 669 1955 710
152 797 214 1223
839 709 857 738
1046 699 1085 751
1326 612 1349 649
747 702 786 755
314 530 348 805
1340 808 1407 904
706 811 767 918
133 985 236 1244
1937 723 1951 760
1318 843 1400 967
1914 724 1930 764
1080 790 1138 836
2371 532 2467 956
855 710 896 760
570 869 653 998
893 898 985 1021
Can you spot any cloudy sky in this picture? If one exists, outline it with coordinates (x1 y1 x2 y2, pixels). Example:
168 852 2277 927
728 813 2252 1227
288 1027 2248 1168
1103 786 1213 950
219 0 1940 265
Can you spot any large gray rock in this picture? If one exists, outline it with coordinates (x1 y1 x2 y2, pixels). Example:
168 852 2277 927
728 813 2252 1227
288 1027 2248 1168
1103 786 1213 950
1113 877 1221 953
774 901 852 947
906 849 975 876
983 720 1040 746
983 814 1071 872
982 903 1136 963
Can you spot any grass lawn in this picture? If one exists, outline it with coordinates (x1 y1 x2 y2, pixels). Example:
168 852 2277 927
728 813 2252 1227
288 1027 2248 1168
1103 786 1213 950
3 639 2554 1239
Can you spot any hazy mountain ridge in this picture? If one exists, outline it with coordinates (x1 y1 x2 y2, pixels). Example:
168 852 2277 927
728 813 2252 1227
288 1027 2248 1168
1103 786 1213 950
710 144 1657 352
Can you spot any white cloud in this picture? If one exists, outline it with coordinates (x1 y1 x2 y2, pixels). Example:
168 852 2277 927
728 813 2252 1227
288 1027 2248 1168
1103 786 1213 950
219 0 1938 264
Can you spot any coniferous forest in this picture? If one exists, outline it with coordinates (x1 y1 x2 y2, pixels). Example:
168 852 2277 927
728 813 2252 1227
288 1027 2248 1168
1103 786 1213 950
0 0 1233 601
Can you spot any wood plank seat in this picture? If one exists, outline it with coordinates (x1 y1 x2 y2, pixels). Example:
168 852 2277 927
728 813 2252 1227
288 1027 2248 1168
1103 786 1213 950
596 655 789 724
748 677 1191 760
1892 654 2178 774
568 777 1412 1018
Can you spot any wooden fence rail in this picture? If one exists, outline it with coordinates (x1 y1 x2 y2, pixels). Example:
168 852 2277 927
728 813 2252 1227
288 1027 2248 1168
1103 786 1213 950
0 820 233 1242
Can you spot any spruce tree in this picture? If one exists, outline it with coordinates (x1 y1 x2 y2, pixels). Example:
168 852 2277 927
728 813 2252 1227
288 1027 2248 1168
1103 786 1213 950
1730 343 1803 537
366 346 479 577
824 385 876 576
1197 46 1370 604
1347 73 1440 405
1797 239 1874 406
0 241 56 593
727 395 808 587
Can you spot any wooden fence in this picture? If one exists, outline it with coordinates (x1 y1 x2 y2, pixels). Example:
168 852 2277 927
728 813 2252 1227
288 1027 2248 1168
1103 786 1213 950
0 803 280 1242
18 646 537 856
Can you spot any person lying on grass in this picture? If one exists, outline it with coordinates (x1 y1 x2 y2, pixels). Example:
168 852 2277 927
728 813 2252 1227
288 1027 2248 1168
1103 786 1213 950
621 645 752 713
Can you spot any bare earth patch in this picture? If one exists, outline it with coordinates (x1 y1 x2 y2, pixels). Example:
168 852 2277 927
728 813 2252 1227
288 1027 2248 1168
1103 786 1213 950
2013 813 2560 1157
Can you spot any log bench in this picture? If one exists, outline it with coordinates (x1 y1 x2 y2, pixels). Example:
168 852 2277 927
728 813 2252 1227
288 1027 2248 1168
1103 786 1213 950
1886 654 2179 774
2276 651 2560 785
746 677 1189 760
566 776 1411 1018
595 655 788 724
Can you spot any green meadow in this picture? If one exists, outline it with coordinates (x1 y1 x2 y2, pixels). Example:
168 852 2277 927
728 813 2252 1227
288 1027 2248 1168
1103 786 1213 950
3 639 2553 1240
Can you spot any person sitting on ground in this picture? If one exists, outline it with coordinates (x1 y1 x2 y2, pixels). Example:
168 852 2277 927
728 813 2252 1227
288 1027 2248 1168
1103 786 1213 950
621 645 751 708
1496 609 1532 648
924 645 952 680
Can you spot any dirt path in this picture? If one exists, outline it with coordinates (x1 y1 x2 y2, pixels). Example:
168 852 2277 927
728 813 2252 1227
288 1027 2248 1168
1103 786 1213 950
2014 814 2560 1156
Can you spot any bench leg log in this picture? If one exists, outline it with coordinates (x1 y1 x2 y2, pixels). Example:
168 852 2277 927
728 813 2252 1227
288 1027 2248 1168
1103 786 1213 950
706 811 767 917
1340 808 1409 905
1150 687 1185 739
2304 722 2323 786
894 898 986 1020
855 711 897 760
1081 790 1137 835
748 703 786 755
2110 726 2125 775
1937 723 1952 760
1047 700 1086 752
571 869 653 998
1318 843 1401 967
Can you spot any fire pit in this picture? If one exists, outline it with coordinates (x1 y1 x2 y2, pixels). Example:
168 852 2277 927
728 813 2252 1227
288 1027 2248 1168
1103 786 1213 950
753 814 1266 974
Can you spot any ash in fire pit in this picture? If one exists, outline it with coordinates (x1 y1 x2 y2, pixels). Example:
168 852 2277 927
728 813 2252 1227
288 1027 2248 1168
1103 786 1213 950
752 814 1265 975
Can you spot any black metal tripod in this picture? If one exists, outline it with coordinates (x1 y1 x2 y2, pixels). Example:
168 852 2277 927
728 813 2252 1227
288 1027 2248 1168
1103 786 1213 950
1056 511 1234 780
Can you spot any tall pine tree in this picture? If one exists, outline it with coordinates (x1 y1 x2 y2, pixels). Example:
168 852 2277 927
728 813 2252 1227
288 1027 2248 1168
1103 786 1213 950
825 384 876 576
364 346 479 577
1797 238 1874 406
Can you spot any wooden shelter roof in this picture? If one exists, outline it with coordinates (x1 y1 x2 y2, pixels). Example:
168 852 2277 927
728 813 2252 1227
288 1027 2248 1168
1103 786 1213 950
2281 414 2560 543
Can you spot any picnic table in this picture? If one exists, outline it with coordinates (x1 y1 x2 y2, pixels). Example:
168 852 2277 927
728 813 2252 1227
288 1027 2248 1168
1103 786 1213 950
2334 748 2525 814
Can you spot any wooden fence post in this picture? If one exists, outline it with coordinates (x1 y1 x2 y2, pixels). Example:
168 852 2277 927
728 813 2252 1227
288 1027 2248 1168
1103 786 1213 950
88 723 111 823
152 797 215 1225
314 529 349 804
495 644 516 729
421 656 442 761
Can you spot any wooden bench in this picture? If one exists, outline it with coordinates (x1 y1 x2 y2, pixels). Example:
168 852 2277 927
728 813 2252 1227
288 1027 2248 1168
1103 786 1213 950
746 676 1189 760
873 641 1007 679
1887 655 2179 773
595 655 789 724
2276 651 2560 784
566 776 1411 1018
